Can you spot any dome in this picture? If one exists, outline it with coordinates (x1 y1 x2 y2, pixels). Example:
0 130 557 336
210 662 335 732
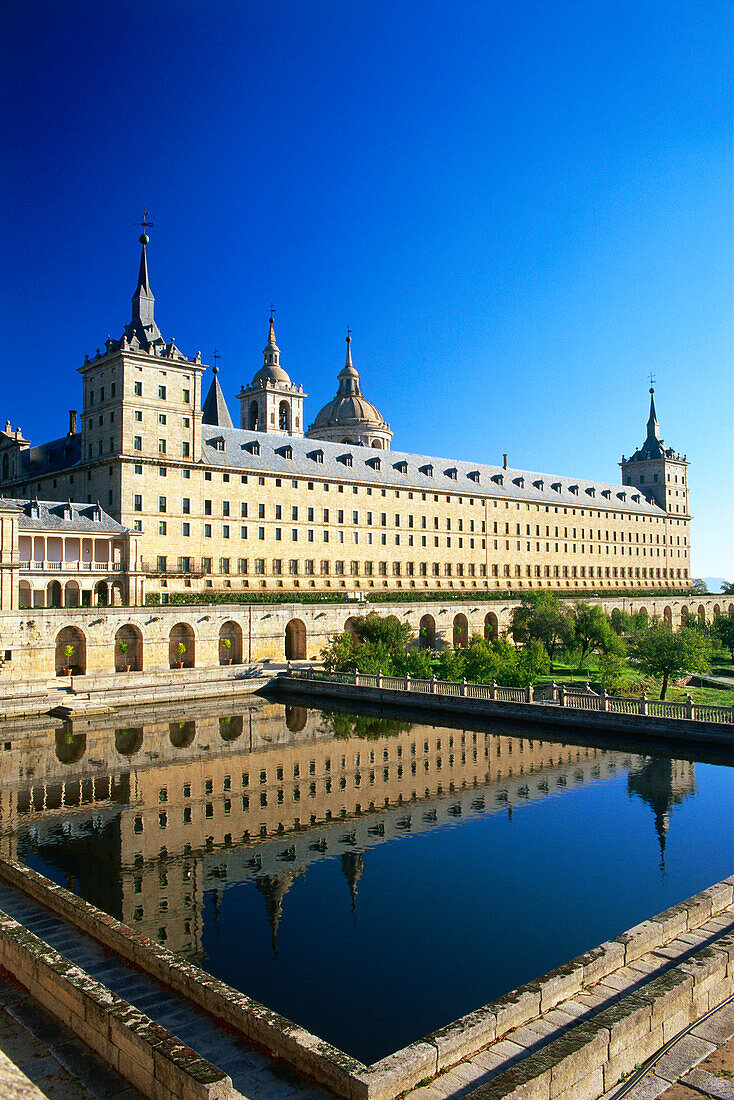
309 335 390 442
250 316 292 388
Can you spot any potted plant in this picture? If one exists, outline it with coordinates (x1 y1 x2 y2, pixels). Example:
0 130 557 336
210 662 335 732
118 639 130 672
175 640 187 668
221 637 232 665
62 643 75 676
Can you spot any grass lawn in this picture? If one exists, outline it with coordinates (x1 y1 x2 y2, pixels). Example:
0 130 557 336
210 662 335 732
535 656 733 708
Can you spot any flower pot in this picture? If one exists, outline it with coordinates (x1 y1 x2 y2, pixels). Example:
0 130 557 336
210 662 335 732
62 668 71 677
225 658 232 665
123 664 131 673
175 661 183 669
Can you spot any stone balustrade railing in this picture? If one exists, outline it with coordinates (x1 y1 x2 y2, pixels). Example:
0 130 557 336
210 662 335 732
23 560 124 572
288 667 734 724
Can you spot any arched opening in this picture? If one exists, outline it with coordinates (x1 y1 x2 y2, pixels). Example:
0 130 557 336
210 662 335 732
19 581 31 609
344 616 359 648
680 605 689 625
285 705 307 733
64 580 81 608
285 618 307 660
713 604 721 618
219 620 243 665
453 613 469 648
663 606 672 627
169 623 195 668
115 727 144 756
55 626 86 676
484 612 499 641
698 604 706 625
371 440 382 448
169 721 196 748
115 624 143 672
47 580 62 608
219 715 244 742
278 401 291 432
419 614 436 649
55 727 86 764
249 401 259 430
95 581 109 607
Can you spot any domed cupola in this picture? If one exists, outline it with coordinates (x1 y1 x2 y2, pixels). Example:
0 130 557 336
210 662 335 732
306 333 392 450
237 315 306 436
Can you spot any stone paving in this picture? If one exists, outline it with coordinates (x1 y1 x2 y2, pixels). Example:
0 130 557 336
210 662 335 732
0 880 329 1100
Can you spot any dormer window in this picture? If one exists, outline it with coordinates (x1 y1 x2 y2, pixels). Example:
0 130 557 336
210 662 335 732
601 489 611 499
367 456 381 470
420 464 434 477
617 491 626 501
551 482 561 493
308 449 324 464
512 476 525 488
338 453 353 467
631 493 641 502
585 487 595 497
92 503 102 521
491 473 504 485
445 467 458 481
468 470 480 483
394 460 407 474
533 479 544 490
277 445 293 460
63 503 72 521
245 440 261 456
210 436 226 452
568 484 578 495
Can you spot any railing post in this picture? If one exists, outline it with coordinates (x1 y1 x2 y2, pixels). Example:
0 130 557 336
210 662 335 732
599 689 608 712
551 680 558 703
686 693 695 720
584 682 591 695
462 678 467 697
526 683 534 703
405 673 411 692
431 674 437 694
355 672 360 687
558 685 565 707
377 670 383 690
307 665 313 681
639 691 648 716
490 679 497 700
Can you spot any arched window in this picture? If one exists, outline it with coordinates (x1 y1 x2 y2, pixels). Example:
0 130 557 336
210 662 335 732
169 623 195 668
55 626 86 676
279 401 291 432
219 620 243 664
115 624 143 672
249 401 259 430
453 613 469 648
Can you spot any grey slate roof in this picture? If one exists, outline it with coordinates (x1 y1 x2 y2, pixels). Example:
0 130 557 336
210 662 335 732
202 370 234 428
0 498 128 534
200 426 666 517
15 435 82 478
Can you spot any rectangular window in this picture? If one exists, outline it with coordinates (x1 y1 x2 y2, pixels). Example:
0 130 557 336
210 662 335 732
134 410 142 422
158 521 167 535
182 441 190 457
222 525 230 538
182 497 190 514
204 523 212 537
133 494 142 512
222 501 230 517
158 439 166 454
183 389 190 403
182 522 190 536
158 385 166 400
204 500 212 515
133 436 142 451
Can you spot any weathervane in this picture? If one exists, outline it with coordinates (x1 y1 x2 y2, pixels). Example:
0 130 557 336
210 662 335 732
346 325 351 338
648 372 656 389
137 208 153 232
269 302 276 320
213 348 221 374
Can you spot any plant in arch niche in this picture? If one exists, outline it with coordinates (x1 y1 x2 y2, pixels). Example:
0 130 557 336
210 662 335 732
221 637 232 664
64 644 75 661
175 640 187 668
118 639 130 672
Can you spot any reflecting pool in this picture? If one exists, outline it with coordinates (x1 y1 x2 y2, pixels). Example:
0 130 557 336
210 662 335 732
0 698 731 1064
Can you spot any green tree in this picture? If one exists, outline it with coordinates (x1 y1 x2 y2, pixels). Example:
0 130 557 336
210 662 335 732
692 578 708 594
597 653 626 693
511 591 574 669
721 580 734 595
572 602 623 670
351 613 413 652
627 623 711 700
320 632 356 673
713 613 734 664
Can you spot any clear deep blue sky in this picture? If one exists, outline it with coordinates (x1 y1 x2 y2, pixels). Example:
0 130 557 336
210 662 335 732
1 0 731 578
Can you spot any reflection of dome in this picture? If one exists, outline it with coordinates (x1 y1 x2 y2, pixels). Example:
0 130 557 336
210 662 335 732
627 757 696 869
255 870 298 952
307 335 392 448
342 850 365 912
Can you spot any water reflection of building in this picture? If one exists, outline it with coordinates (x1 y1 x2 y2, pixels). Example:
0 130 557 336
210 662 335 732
627 757 696 868
0 699 694 957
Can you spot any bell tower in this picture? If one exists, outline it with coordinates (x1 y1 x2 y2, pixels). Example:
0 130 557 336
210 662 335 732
620 388 689 517
237 316 305 436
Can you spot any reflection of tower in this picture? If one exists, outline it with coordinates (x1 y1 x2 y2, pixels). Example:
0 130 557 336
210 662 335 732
627 758 696 870
341 851 365 912
255 871 297 953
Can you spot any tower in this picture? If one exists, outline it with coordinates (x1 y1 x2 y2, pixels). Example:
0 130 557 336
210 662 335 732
620 389 689 517
237 317 305 436
306 333 392 449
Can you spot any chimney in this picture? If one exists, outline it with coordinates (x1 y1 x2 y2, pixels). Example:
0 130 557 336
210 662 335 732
69 410 78 436
502 453 508 470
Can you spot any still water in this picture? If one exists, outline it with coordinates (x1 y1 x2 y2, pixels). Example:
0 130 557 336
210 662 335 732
0 698 731 1064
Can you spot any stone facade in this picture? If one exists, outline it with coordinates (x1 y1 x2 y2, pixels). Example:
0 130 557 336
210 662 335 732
0 237 695 604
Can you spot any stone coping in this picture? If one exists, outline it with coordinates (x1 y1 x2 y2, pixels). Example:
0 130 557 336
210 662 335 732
0 903 232 1100
0 858 732 1100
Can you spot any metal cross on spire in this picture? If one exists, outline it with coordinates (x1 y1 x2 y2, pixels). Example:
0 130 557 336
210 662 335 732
346 325 351 338
213 348 221 374
137 208 154 233
648 372 656 388
269 303 276 319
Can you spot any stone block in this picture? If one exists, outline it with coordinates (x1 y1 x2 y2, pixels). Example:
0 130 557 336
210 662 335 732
493 986 541 1039
602 1024 663 1092
535 963 584 1014
550 1066 604 1100
574 939 625 986
593 992 652 1058
615 919 666 965
356 1041 437 1100
426 1004 497 1072
649 902 691 942
701 881 734 916
547 1021 610 1097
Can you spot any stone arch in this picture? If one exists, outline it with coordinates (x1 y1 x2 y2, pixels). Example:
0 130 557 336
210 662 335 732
19 581 31 609
64 580 81 607
169 721 196 748
95 580 109 607
115 727 144 756
713 604 721 618
249 401 259 430
729 603 734 615
219 715 244 741
55 626 86 676
453 613 469 648
285 618 306 660
663 606 672 626
698 605 706 625
484 611 499 641
219 620 243 665
344 616 359 648
680 605 689 625
371 440 383 448
419 614 436 649
285 705 308 733
169 623 195 668
115 624 143 672
55 728 86 764
279 401 291 432
47 580 62 608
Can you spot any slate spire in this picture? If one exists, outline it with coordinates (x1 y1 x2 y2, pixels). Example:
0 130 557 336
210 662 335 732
202 362 234 428
646 388 660 444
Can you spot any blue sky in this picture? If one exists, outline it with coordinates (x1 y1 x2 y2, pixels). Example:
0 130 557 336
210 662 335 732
1 0 731 578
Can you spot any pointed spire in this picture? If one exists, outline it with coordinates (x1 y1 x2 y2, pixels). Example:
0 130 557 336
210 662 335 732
202 358 234 428
267 315 278 349
130 233 159 343
646 388 660 443
345 330 353 368
337 331 362 397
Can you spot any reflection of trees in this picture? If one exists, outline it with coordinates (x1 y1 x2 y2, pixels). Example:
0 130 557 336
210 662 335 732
627 757 696 868
55 727 86 764
322 710 413 740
